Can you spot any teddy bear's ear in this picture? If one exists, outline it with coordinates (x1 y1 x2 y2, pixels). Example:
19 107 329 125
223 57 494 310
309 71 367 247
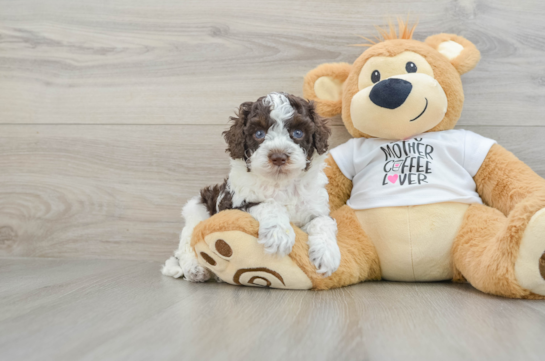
303 63 351 117
425 34 481 75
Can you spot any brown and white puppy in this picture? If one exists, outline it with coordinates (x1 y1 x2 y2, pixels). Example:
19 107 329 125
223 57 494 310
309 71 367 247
162 92 341 282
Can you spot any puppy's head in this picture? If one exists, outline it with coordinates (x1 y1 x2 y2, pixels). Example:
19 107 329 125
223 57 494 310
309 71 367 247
223 92 331 180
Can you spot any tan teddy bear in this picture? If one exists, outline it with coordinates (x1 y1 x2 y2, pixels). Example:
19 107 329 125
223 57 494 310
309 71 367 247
189 20 545 298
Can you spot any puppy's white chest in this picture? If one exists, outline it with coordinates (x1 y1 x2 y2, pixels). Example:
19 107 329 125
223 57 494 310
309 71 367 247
278 187 322 225
258 185 312 225
228 159 330 226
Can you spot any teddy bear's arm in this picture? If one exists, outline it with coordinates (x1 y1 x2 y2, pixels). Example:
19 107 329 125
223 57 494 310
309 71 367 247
474 143 545 215
325 154 353 212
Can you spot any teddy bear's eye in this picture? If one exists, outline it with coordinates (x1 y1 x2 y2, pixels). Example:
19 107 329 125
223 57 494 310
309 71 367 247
371 70 381 83
406 61 417 73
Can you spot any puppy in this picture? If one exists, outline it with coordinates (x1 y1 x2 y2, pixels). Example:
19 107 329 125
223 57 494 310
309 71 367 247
162 92 341 282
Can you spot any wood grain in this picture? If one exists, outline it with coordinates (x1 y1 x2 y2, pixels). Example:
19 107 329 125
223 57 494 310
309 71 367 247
0 0 545 125
1 0 545 260
1 258 544 361
0 124 544 261
2 2 545 359
0 124 349 260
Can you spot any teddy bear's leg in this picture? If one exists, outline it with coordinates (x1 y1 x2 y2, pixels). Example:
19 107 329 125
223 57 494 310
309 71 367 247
452 203 545 299
514 208 545 296
189 206 381 290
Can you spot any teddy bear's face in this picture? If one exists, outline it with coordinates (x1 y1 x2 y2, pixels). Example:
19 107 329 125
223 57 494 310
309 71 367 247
340 37 477 140
350 49 448 140
305 33 481 140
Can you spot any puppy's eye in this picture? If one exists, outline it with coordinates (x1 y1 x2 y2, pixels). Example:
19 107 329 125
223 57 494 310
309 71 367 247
291 130 304 139
406 62 417 73
254 130 266 139
371 70 381 83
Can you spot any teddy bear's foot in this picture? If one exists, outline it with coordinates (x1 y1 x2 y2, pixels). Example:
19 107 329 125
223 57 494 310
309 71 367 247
193 230 313 289
515 208 545 295
540 255 545 280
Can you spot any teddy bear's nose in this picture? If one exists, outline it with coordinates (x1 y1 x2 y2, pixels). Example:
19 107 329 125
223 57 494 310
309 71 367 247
369 78 413 109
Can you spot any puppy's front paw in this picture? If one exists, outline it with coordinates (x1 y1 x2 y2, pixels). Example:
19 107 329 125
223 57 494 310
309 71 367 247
308 235 341 277
258 223 295 257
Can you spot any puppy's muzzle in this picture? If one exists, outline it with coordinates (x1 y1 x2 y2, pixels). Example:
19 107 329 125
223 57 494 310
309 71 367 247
269 152 289 166
369 78 413 109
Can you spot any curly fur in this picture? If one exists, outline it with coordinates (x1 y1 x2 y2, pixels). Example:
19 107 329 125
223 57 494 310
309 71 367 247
189 26 545 296
166 93 341 281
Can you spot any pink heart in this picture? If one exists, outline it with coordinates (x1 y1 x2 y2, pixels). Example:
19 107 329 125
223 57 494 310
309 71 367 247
388 174 398 183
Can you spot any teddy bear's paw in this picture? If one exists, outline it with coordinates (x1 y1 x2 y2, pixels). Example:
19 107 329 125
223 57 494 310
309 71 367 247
308 235 341 278
515 208 545 295
193 230 312 289
539 253 545 279
257 222 296 257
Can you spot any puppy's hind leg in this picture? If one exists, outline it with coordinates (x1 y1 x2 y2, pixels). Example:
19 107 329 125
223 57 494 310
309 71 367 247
162 196 211 282
304 216 340 277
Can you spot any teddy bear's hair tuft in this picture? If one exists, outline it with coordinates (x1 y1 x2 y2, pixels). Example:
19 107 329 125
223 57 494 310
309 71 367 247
352 16 418 47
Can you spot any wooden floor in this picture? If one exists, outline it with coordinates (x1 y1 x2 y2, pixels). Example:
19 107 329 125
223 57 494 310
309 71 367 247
2 0 545 360
1 258 544 361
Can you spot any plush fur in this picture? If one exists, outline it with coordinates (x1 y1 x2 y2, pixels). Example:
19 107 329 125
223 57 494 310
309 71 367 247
305 205 381 289
340 39 466 139
188 21 545 296
324 155 353 212
425 33 481 75
191 206 381 290
452 203 545 299
301 22 545 296
303 63 352 117
474 144 545 215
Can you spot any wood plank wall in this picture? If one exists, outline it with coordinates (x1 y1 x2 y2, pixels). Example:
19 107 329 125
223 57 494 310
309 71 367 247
1 0 545 261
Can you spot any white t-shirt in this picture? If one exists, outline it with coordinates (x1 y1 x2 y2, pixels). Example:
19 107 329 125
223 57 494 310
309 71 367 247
330 129 496 210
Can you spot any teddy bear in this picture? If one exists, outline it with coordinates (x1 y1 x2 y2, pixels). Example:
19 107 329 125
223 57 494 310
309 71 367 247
188 20 545 299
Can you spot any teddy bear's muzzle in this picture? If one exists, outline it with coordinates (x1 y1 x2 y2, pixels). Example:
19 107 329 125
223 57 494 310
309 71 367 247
349 73 448 140
369 78 413 110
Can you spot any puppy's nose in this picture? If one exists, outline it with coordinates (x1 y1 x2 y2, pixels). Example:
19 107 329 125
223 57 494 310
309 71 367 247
369 78 412 109
269 153 288 166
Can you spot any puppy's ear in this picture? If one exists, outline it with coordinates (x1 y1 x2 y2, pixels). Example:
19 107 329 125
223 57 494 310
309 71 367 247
223 101 252 159
309 100 331 155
